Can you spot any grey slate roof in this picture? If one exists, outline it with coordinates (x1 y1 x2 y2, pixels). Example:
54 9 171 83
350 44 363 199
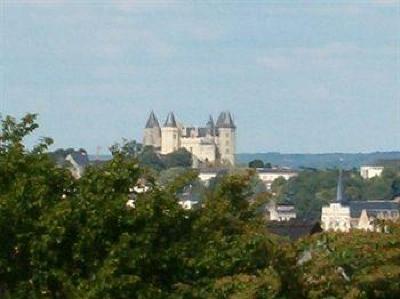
164 112 177 127
206 115 215 128
198 128 208 137
206 115 216 136
216 111 236 129
145 111 160 128
348 201 400 218
267 220 322 241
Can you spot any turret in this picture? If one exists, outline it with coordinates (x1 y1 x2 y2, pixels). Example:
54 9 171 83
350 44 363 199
216 111 236 165
143 111 161 148
161 112 180 154
206 115 216 136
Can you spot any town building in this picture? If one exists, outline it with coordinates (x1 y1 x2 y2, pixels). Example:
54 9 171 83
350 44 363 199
360 165 384 179
266 202 297 221
256 168 298 190
266 220 322 241
197 167 298 189
64 150 90 179
321 170 400 232
198 169 219 186
143 111 236 165
177 184 199 210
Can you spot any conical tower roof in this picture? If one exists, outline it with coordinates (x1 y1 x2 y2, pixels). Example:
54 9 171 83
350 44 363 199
164 112 177 128
206 115 215 128
216 111 236 129
145 111 160 128
206 115 216 136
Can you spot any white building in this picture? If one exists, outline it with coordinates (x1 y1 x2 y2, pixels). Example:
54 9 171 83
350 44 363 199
267 202 297 222
65 150 90 179
321 170 400 232
198 170 219 186
256 169 298 190
143 111 236 165
360 165 384 179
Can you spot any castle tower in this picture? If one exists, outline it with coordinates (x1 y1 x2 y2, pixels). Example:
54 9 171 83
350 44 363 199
143 111 161 148
161 112 180 154
216 111 236 165
206 115 216 137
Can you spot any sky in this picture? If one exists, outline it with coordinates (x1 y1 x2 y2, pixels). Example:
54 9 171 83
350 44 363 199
1 0 399 154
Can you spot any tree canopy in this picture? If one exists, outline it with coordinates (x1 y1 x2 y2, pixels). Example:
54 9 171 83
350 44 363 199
1 114 400 299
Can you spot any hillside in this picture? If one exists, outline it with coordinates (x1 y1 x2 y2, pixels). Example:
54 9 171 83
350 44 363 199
236 152 400 170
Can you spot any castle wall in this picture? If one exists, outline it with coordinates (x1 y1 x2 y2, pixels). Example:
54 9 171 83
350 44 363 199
161 127 180 154
145 112 236 165
181 137 216 162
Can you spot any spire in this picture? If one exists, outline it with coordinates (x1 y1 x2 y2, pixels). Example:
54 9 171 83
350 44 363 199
216 111 236 129
164 112 177 127
335 168 345 203
206 115 215 136
145 111 160 128
206 115 214 128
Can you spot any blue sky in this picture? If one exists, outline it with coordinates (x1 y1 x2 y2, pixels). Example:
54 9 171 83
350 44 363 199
1 0 399 154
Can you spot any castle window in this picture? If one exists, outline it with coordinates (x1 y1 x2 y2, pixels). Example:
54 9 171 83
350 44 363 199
225 133 229 138
173 134 177 139
225 140 229 145
225 149 229 154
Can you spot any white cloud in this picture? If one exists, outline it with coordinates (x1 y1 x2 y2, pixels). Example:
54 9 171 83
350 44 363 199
258 43 395 71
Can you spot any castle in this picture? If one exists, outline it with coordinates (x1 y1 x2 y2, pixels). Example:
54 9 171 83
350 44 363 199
143 111 236 165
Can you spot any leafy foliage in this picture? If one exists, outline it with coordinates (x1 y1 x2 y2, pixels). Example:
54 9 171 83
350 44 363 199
272 169 400 220
249 159 264 169
1 114 400 298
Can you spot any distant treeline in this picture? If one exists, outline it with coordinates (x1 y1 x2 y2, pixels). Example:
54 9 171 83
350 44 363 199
237 152 400 170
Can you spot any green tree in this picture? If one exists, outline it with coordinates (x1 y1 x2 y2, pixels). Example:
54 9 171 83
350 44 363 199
138 146 165 171
248 159 264 169
163 148 193 168
0 114 75 297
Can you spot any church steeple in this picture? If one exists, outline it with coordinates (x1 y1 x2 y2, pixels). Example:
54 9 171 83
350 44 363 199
335 168 346 204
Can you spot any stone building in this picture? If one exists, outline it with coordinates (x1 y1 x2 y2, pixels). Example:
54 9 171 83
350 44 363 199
360 165 384 179
321 170 400 232
266 202 297 222
143 111 236 165
257 168 298 190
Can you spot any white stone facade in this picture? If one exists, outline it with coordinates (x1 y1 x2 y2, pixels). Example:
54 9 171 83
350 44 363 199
268 204 297 222
321 203 352 232
144 111 236 165
161 127 180 155
257 169 298 190
181 137 217 163
321 171 400 232
360 166 384 179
